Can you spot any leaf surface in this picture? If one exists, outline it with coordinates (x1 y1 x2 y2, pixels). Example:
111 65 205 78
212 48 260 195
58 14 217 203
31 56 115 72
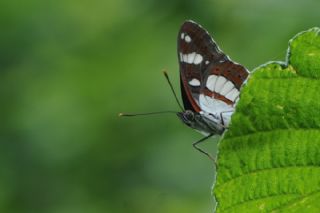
214 28 320 213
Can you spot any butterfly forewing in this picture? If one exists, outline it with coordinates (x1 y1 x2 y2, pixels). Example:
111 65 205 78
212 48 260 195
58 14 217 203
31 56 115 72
178 20 249 123
178 21 227 112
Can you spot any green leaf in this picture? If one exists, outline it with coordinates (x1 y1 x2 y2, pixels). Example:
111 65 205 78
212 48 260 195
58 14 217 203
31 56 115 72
213 28 320 213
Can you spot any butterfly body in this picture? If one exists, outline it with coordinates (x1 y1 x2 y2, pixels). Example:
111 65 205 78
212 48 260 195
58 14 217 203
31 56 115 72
177 110 224 136
177 20 249 137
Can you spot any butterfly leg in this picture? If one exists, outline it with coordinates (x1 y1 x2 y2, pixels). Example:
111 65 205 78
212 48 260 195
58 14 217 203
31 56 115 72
219 110 234 128
193 133 216 166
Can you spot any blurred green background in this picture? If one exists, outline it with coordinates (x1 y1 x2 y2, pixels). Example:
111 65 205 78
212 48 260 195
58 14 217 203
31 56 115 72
0 0 319 212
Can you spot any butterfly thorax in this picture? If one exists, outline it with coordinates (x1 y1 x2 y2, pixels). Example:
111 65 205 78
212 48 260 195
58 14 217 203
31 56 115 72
177 110 225 136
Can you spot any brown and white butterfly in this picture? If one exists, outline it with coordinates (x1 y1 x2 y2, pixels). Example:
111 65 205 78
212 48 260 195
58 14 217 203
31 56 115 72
177 20 249 133
176 20 249 160
120 20 249 162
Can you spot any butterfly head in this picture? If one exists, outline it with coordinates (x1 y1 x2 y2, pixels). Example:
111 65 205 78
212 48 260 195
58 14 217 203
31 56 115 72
177 110 196 127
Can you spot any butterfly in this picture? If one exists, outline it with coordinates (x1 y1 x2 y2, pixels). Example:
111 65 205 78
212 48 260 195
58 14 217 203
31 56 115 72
175 20 250 160
120 20 250 162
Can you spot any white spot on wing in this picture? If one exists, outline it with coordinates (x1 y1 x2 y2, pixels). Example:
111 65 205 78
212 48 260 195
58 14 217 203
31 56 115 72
187 52 196 63
200 94 231 113
188 78 200 86
220 81 235 96
206 75 218 91
193 54 203 64
199 94 234 125
180 52 203 65
185 35 191 43
214 76 227 93
181 33 185 39
225 88 240 102
183 54 188 63
205 60 209 65
179 53 183 61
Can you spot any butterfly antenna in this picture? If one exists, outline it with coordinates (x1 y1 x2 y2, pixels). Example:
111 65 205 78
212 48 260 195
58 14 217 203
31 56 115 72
118 70 183 117
119 111 177 117
162 70 184 111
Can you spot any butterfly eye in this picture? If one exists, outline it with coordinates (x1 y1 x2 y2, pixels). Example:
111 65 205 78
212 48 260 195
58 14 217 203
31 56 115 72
185 111 195 120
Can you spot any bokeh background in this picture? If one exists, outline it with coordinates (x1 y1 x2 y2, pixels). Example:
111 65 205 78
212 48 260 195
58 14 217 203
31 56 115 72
1 0 319 212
